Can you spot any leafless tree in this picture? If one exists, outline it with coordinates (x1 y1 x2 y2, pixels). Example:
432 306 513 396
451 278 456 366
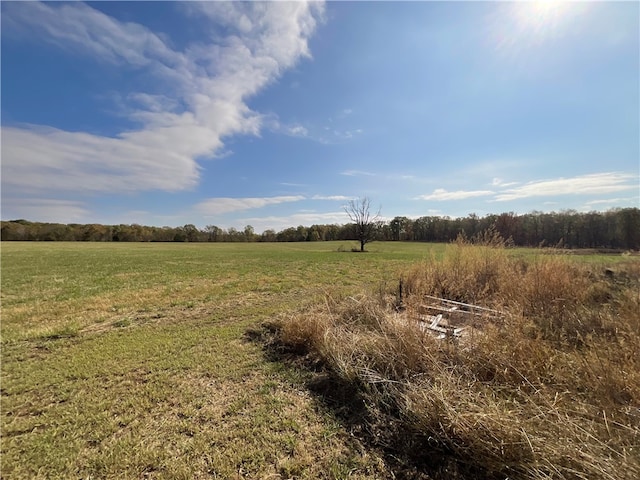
344 197 382 252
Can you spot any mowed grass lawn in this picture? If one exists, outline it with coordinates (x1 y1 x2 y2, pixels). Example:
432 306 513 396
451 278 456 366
1 241 440 479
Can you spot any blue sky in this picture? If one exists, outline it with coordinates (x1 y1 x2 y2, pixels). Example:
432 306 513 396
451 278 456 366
2 1 638 232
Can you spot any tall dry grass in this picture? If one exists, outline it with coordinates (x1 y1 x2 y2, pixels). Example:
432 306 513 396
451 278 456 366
274 235 640 479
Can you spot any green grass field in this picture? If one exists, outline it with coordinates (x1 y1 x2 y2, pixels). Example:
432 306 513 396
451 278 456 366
1 241 441 479
1 241 635 479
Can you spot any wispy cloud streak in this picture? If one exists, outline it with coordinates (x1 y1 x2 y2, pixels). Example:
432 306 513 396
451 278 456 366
494 172 637 201
1 1 325 195
415 173 637 203
195 196 305 216
312 195 354 201
416 189 495 201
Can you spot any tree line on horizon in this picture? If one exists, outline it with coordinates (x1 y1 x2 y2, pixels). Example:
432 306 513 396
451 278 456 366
1 208 639 250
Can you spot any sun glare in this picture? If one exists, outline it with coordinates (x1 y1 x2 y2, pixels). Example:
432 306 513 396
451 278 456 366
514 0 571 36
490 0 587 54
529 0 568 17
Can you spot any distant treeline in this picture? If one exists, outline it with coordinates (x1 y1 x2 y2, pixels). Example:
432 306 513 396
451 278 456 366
2 208 639 249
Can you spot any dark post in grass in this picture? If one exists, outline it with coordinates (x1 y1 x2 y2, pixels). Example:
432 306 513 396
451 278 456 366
344 197 382 252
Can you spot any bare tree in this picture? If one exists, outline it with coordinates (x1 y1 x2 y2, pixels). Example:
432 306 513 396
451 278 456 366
344 197 382 252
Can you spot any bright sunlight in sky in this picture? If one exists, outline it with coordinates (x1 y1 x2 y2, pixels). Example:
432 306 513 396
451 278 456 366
521 0 571 25
1 1 638 231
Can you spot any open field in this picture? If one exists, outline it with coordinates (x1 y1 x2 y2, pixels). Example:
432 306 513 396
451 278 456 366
1 241 435 479
1 241 638 479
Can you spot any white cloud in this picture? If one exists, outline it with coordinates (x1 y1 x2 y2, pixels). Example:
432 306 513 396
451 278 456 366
0 198 90 223
584 197 637 207
269 119 361 144
2 1 324 196
237 211 349 233
494 172 637 201
312 195 354 201
128 93 180 114
3 2 185 69
413 172 638 204
287 125 309 137
491 177 519 187
2 124 202 194
332 128 363 142
280 182 308 188
416 189 495 201
195 196 305 216
340 170 376 177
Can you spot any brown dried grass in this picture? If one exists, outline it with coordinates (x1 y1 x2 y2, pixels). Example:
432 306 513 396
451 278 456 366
275 234 640 479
